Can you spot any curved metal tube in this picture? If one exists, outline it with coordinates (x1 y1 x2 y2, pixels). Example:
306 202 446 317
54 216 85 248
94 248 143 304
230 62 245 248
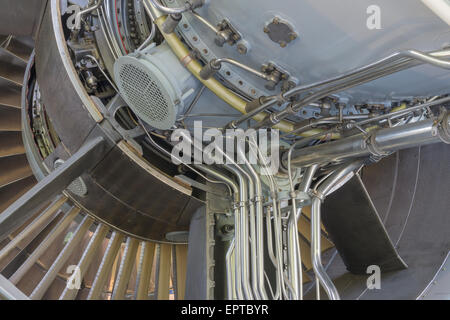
236 144 268 300
311 197 334 299
213 58 271 81
137 20 156 52
226 166 254 300
286 111 450 168
147 0 192 14
260 49 450 128
191 11 219 33
310 161 364 300
74 0 105 30
226 239 235 299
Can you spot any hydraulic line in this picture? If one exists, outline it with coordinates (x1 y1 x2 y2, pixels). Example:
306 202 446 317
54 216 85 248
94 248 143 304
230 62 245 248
310 160 364 300
285 111 450 168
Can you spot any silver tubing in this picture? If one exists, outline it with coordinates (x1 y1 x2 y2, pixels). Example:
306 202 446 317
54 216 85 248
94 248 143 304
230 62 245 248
281 115 369 138
194 165 242 299
74 0 105 30
226 165 253 300
265 203 281 299
137 21 156 52
287 210 300 299
352 96 450 127
147 0 192 15
298 164 319 194
311 197 336 300
236 145 269 300
287 111 450 168
226 239 236 299
283 49 450 99
310 161 364 300
98 4 122 58
233 98 279 128
85 55 119 92
214 58 272 81
256 49 450 128
191 11 219 34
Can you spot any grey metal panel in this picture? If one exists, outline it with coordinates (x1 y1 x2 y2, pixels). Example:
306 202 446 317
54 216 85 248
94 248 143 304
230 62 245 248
0 137 108 242
322 175 407 274
0 0 47 37
0 274 29 300
419 251 450 300
67 144 203 241
35 2 98 154
323 143 450 300
180 0 450 103
184 207 207 300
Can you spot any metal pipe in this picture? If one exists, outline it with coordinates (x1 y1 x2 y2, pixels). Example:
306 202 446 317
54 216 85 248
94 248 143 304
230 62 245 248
137 20 156 52
351 96 450 128
310 161 363 300
147 0 193 14
223 166 254 300
260 50 450 129
74 0 105 30
236 144 269 300
214 58 271 81
195 164 249 299
311 197 332 299
298 164 319 194
287 209 300 299
231 98 279 128
192 165 240 301
286 112 450 168
283 49 450 99
191 11 219 33
226 239 235 299
238 165 259 300
265 201 281 299
282 115 369 138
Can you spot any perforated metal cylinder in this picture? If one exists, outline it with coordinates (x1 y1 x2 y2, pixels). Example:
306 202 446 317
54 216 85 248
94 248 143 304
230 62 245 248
114 43 199 129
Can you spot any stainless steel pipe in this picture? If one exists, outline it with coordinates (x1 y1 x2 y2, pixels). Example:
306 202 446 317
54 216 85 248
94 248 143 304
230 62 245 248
310 161 364 300
284 112 450 168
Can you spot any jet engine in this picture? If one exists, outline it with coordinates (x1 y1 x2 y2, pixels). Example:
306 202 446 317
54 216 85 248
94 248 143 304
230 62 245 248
0 0 448 300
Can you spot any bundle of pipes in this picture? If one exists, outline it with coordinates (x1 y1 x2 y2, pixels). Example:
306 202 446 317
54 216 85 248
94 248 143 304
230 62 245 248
284 110 450 168
252 49 450 129
179 107 449 300
176 131 306 300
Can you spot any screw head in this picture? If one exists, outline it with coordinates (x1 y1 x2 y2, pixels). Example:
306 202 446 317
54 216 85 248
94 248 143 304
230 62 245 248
263 27 269 33
237 43 248 55
280 41 287 48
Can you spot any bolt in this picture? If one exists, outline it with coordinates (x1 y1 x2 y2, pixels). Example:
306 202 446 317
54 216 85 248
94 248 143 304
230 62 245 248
280 41 287 48
273 17 280 24
237 43 247 55
222 225 234 234
263 27 269 33
289 33 298 41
